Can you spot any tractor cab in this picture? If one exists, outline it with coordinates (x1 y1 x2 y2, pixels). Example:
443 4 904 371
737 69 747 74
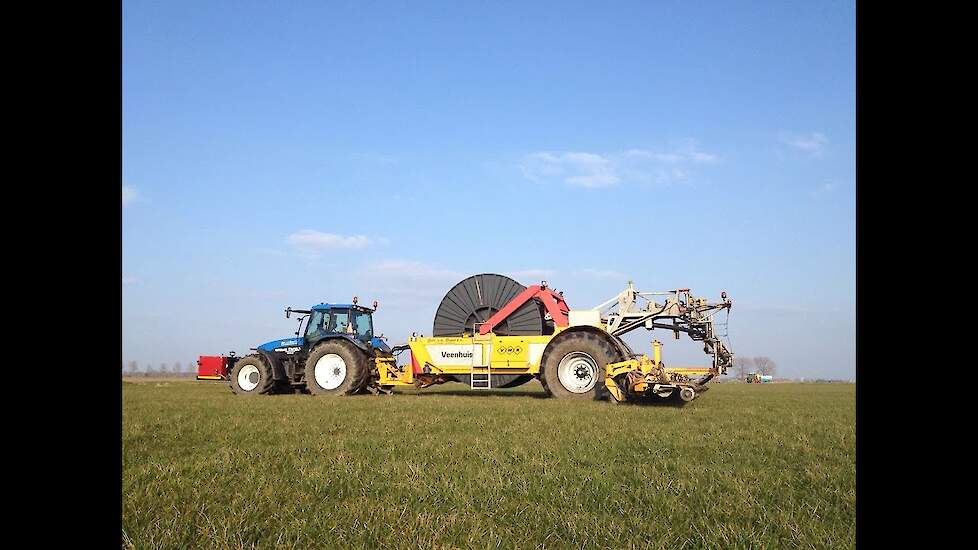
262 299 390 356
302 303 383 348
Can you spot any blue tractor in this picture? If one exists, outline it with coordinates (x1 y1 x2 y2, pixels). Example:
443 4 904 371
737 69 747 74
229 300 393 396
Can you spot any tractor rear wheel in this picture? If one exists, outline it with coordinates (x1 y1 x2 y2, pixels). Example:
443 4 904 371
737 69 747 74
229 355 275 396
304 340 368 396
540 332 619 399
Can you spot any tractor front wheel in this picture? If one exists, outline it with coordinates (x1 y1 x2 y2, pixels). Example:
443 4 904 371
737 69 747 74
229 355 275 396
304 340 368 396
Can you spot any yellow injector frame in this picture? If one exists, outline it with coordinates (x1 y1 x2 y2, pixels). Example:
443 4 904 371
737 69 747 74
604 340 717 403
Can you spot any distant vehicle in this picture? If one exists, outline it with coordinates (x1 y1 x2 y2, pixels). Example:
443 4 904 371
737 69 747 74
746 371 773 383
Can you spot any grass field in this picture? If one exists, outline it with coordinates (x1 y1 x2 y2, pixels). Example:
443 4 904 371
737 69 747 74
122 380 855 549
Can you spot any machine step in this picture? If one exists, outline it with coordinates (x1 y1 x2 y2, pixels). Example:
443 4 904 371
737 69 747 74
470 365 492 389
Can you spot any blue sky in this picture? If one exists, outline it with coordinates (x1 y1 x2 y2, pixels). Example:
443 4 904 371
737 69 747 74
123 1 855 378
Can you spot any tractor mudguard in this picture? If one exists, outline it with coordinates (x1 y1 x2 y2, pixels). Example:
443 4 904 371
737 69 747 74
256 349 289 382
309 334 374 356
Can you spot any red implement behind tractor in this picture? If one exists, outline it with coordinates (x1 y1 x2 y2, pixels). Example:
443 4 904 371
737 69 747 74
196 353 239 381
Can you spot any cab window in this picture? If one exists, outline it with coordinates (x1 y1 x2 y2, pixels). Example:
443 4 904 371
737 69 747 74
328 309 351 333
304 310 326 338
353 311 373 339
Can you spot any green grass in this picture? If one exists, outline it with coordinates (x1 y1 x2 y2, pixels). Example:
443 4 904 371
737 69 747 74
123 381 855 549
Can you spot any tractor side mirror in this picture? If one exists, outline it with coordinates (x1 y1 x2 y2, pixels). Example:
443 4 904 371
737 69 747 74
285 307 292 319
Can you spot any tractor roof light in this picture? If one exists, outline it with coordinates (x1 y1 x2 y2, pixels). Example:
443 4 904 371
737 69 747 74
353 296 358 305
373 300 379 310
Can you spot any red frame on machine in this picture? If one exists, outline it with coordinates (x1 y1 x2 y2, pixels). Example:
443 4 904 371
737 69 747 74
478 283 570 335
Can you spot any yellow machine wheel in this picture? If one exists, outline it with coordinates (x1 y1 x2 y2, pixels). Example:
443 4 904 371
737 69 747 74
540 331 618 399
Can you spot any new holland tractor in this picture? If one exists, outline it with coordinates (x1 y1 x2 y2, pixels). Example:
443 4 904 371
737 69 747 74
201 298 393 396
198 273 734 403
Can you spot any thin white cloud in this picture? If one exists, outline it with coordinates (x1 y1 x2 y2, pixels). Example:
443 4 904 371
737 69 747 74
122 185 138 207
622 140 719 164
122 275 138 286
520 140 718 188
287 230 370 250
689 151 719 163
521 152 619 188
781 132 828 157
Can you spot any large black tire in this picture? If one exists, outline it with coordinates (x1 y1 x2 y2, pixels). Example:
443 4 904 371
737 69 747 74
540 331 619 399
304 340 369 396
229 355 275 396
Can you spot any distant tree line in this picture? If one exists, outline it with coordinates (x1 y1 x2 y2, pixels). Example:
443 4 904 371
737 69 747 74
122 360 199 378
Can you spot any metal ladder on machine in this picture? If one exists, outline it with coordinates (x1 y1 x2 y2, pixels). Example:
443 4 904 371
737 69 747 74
471 363 491 390
470 324 492 389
